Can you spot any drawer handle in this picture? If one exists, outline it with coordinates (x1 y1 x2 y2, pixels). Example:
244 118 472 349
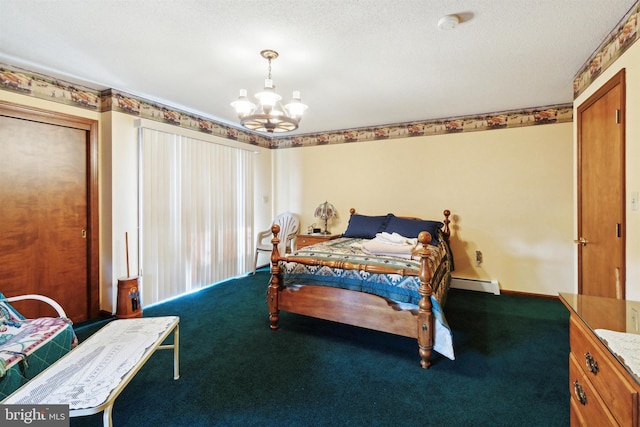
584 352 599 374
573 380 588 405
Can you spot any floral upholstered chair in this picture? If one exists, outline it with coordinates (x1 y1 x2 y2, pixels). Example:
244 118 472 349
0 294 77 399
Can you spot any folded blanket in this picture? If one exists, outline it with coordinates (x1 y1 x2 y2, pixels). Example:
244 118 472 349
362 234 418 259
375 232 417 246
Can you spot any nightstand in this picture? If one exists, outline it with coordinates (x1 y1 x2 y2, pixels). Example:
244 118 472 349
296 234 340 249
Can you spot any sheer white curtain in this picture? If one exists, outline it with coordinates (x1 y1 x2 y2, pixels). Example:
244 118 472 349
139 127 254 305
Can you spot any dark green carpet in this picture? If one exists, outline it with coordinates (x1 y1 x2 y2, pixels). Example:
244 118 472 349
71 272 570 426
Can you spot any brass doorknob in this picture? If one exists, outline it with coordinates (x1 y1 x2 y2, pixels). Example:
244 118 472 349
573 237 588 246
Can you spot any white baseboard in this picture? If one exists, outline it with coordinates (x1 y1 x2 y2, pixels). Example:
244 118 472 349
450 277 500 295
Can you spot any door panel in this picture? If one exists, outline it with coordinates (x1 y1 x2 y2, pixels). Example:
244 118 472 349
577 69 625 298
0 115 90 322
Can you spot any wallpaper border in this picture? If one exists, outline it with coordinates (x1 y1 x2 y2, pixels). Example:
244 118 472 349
0 62 574 150
573 2 639 99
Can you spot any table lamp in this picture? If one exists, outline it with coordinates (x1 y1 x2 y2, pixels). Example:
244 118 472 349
314 201 337 235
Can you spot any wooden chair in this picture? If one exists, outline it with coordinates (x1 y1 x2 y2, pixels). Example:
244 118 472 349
253 212 299 274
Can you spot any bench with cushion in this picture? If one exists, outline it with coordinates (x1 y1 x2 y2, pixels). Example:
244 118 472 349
0 293 77 399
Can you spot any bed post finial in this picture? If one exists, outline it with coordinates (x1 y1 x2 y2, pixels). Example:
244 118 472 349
442 210 451 240
268 224 282 330
417 231 433 369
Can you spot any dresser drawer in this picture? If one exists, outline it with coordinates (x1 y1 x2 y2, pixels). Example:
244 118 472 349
570 316 639 426
570 397 588 427
297 236 319 248
569 352 618 426
296 234 339 249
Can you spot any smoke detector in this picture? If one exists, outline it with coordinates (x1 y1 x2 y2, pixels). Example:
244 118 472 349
438 14 459 30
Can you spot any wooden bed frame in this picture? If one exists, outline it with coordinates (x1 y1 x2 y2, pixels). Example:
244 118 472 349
267 209 451 369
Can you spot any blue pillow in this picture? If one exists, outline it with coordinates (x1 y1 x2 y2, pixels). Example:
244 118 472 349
384 216 443 245
342 213 393 239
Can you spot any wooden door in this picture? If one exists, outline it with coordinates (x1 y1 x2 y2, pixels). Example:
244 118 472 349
0 103 99 323
577 69 625 298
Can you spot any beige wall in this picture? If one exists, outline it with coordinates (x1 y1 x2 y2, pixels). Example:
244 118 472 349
574 40 640 301
0 91 274 312
5 38 640 302
273 123 574 296
0 91 119 308
107 115 274 312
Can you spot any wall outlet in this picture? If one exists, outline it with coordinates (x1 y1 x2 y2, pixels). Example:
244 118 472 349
475 250 483 267
632 308 639 332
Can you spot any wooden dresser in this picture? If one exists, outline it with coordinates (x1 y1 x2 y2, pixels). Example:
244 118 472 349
560 293 640 426
296 234 340 249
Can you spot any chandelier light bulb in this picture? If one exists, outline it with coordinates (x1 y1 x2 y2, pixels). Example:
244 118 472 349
255 79 282 109
285 91 308 119
230 89 256 119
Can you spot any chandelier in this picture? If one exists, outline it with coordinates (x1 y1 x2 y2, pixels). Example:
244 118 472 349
231 49 308 133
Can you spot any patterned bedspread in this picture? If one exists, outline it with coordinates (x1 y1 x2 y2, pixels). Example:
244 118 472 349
280 230 455 359
282 230 453 307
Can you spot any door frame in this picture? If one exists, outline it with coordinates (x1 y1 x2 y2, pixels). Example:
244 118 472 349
576 69 626 296
0 100 100 317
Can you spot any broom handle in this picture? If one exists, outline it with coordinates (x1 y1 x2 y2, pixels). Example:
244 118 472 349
125 232 130 278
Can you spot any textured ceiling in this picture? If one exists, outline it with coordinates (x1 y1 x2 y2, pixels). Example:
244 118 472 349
0 0 637 135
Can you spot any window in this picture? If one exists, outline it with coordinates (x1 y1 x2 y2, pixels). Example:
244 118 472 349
139 128 254 305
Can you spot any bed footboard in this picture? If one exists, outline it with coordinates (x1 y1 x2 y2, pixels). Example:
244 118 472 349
267 224 436 369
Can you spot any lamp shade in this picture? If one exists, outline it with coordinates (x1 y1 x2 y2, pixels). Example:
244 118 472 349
314 201 337 234
285 91 308 119
230 89 256 118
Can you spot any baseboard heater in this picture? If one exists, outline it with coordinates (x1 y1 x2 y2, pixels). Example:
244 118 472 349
450 277 500 295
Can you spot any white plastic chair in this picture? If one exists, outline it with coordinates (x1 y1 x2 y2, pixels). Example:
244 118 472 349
1 294 69 318
253 212 299 274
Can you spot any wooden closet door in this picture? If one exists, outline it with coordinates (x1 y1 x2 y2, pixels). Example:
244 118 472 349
577 69 625 299
0 114 90 322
